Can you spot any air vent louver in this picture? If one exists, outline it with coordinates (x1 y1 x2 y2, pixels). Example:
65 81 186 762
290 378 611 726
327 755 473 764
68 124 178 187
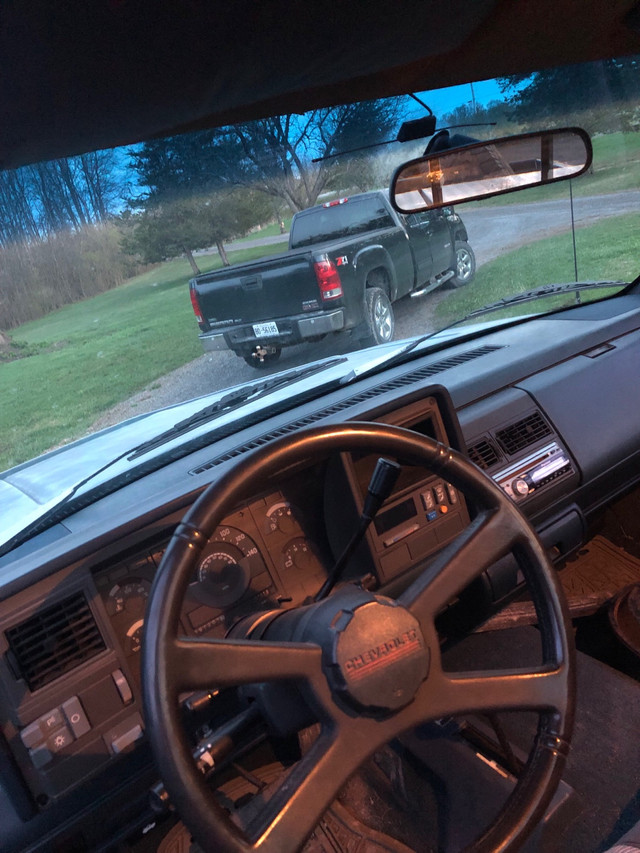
190 344 502 475
495 411 552 455
467 438 501 470
6 592 105 692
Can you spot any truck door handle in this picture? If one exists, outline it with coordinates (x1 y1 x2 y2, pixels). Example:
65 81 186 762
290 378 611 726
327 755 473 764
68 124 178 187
241 275 262 291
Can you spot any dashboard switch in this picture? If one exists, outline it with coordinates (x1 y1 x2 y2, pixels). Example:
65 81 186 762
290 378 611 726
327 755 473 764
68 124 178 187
421 490 436 512
20 722 43 750
111 724 143 754
38 708 64 735
29 746 52 769
112 669 133 705
62 696 91 739
47 725 74 753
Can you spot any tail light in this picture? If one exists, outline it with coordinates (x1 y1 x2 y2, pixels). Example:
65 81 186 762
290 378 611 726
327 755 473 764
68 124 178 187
314 255 343 301
189 282 204 324
322 198 349 208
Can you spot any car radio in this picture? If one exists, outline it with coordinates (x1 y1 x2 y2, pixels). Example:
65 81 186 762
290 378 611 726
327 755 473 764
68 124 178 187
494 441 574 502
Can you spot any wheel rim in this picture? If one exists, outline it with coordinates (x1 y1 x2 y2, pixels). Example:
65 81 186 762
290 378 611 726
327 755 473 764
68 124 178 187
373 295 393 341
456 247 472 280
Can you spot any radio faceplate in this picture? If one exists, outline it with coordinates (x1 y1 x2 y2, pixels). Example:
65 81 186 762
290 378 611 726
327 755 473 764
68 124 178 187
495 441 574 502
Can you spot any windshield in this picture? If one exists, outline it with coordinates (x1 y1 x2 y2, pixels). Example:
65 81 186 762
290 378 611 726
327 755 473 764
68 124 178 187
1 53 638 484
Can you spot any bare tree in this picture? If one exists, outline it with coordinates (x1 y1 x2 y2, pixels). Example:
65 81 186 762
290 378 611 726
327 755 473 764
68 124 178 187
130 97 406 213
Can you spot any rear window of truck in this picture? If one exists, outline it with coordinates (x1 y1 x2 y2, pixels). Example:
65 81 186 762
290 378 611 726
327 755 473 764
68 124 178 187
289 196 395 249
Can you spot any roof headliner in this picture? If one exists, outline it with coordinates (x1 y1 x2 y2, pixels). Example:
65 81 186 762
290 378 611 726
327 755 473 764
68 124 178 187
2 0 640 170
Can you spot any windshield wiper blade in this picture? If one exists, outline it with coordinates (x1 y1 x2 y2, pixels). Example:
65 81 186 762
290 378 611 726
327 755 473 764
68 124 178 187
463 280 625 318
125 356 349 459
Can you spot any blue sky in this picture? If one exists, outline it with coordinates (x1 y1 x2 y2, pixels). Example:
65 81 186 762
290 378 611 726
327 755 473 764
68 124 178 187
412 78 506 119
114 76 512 206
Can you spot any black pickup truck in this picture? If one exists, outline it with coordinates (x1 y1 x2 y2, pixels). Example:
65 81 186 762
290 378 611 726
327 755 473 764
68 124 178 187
189 191 474 367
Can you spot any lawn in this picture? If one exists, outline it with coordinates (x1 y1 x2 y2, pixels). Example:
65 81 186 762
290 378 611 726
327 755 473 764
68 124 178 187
434 212 640 326
0 243 283 470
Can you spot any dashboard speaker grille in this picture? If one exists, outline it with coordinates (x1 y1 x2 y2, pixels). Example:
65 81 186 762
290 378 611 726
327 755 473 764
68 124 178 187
5 592 105 692
495 411 552 455
467 438 501 470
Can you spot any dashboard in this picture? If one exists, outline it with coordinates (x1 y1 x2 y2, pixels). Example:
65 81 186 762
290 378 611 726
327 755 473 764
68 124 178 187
2 293 640 852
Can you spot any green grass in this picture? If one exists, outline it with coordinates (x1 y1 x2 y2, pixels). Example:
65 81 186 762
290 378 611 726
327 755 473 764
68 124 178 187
434 212 640 326
0 243 284 470
235 217 292 242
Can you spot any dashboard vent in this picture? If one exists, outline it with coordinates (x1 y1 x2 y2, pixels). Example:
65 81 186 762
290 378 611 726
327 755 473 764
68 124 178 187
495 411 552 455
190 344 503 475
5 593 105 692
467 438 501 470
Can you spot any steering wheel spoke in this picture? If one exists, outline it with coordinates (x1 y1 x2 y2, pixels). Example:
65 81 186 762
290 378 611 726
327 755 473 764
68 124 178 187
400 505 522 623
412 663 569 722
169 638 322 692
245 722 386 853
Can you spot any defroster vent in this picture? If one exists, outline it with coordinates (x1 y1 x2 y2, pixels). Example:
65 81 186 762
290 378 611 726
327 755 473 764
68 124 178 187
495 411 552 455
6 592 105 692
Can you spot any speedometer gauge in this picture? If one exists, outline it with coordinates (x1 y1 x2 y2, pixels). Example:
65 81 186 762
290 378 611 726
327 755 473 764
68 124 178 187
197 547 250 608
192 526 269 609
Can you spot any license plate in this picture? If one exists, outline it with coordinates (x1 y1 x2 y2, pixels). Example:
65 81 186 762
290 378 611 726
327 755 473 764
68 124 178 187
253 322 279 337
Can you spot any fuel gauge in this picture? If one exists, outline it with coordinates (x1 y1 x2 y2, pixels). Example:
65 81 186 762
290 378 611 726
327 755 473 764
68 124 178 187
126 619 145 655
105 578 151 658
265 501 298 536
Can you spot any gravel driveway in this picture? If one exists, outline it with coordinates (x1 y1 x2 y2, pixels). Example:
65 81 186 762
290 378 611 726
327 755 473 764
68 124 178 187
91 191 640 432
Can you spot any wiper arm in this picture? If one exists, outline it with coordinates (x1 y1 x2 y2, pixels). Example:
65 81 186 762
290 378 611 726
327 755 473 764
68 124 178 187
0 447 135 559
129 356 347 459
345 279 627 379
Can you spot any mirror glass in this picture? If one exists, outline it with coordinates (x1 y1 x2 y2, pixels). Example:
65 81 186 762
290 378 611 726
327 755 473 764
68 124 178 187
391 128 592 213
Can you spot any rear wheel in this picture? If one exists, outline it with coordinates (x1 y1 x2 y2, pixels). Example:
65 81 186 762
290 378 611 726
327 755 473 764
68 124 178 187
359 287 394 346
448 241 476 287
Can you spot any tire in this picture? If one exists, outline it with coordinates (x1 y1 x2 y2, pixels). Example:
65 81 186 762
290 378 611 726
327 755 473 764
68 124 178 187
241 348 281 369
359 287 395 346
448 240 476 288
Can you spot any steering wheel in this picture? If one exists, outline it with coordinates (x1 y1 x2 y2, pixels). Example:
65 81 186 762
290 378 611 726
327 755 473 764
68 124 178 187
142 423 575 853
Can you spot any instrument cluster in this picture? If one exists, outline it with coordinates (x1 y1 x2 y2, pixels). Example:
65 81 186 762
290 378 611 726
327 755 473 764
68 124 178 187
94 489 329 672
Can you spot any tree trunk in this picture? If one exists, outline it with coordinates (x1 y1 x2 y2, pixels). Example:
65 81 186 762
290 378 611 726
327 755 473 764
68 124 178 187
184 247 201 275
216 239 230 267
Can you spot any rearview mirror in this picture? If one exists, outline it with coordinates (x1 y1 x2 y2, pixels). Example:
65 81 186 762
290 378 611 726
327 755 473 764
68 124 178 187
390 128 592 213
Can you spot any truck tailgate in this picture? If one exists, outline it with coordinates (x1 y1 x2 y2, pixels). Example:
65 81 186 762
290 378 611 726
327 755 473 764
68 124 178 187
194 251 320 324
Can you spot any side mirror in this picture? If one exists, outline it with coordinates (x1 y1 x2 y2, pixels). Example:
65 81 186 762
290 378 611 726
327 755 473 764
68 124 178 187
390 128 592 213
